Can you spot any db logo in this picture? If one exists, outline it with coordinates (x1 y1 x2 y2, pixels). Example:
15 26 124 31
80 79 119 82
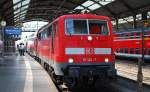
85 48 94 54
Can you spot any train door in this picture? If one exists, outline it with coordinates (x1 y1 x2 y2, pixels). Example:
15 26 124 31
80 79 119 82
51 30 55 54
51 22 58 62
47 25 53 64
34 38 38 57
36 33 41 57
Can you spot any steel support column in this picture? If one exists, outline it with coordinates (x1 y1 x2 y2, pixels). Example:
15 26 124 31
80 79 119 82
137 12 148 92
116 18 119 31
133 15 137 29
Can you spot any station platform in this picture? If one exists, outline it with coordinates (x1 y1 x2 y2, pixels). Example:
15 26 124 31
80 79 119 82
116 60 150 85
0 53 58 92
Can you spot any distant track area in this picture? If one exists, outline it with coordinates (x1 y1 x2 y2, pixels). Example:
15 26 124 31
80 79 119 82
116 59 150 85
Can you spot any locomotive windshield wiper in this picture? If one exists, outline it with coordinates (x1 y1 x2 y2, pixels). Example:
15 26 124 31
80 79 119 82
67 30 72 36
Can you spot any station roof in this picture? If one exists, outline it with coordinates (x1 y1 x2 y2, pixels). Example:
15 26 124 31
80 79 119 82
2 0 150 26
24 0 150 21
95 0 150 18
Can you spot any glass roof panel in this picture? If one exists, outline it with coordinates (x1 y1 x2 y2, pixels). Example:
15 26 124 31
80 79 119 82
20 10 27 15
15 3 21 9
14 14 25 20
13 0 20 4
124 16 133 22
21 6 28 11
22 0 30 5
75 6 84 10
119 19 126 24
14 4 19 10
98 0 115 5
88 3 101 10
14 9 20 14
82 0 94 7
74 0 115 12
111 21 116 25
13 0 30 22
147 12 150 18
136 14 141 20
15 15 25 21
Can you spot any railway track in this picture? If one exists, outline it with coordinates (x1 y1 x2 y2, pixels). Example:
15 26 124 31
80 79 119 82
58 59 150 92
116 59 150 85
65 76 150 92
48 66 150 92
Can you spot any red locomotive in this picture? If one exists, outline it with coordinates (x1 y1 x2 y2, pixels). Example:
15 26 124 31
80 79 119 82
33 14 116 87
114 28 150 60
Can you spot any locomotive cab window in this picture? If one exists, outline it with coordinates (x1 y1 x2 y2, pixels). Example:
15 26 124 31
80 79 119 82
65 19 109 35
89 20 108 35
66 19 87 34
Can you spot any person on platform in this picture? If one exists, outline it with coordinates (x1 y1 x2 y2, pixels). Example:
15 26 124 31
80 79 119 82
19 43 25 56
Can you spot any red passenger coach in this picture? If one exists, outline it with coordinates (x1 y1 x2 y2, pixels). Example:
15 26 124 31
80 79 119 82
26 36 35 56
35 14 116 87
114 28 150 60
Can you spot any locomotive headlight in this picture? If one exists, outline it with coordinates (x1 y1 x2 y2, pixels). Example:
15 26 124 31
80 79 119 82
88 36 93 41
105 58 109 63
68 58 74 63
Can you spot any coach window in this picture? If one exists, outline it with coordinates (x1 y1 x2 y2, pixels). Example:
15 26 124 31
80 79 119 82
45 30 48 39
41 31 46 39
135 48 140 54
148 31 150 37
120 34 125 39
41 32 43 39
120 48 123 53
116 48 119 53
130 33 134 39
130 48 134 54
144 32 147 36
45 29 51 39
144 48 147 55
148 49 150 55
124 48 128 53
136 32 141 38
48 26 52 37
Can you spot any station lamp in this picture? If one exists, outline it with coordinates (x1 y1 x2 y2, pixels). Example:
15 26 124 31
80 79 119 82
142 12 148 28
0 20 6 27
0 20 6 53
143 20 148 27
0 20 6 40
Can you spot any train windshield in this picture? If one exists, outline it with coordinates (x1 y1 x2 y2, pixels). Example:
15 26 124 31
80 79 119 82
66 19 109 35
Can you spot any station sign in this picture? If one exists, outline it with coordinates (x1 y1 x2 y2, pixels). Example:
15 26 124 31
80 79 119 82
4 27 22 40
5 27 22 35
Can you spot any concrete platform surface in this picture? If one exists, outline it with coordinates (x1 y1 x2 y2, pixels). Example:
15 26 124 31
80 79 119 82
0 54 58 92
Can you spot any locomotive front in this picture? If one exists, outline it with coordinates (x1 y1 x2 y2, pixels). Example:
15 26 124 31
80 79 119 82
55 14 116 86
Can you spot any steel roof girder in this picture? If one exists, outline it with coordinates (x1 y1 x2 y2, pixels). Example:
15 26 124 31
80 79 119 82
91 0 117 17
117 0 135 14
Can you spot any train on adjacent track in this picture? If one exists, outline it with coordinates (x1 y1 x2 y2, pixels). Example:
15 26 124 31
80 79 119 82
113 28 150 60
26 14 117 87
26 34 36 56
